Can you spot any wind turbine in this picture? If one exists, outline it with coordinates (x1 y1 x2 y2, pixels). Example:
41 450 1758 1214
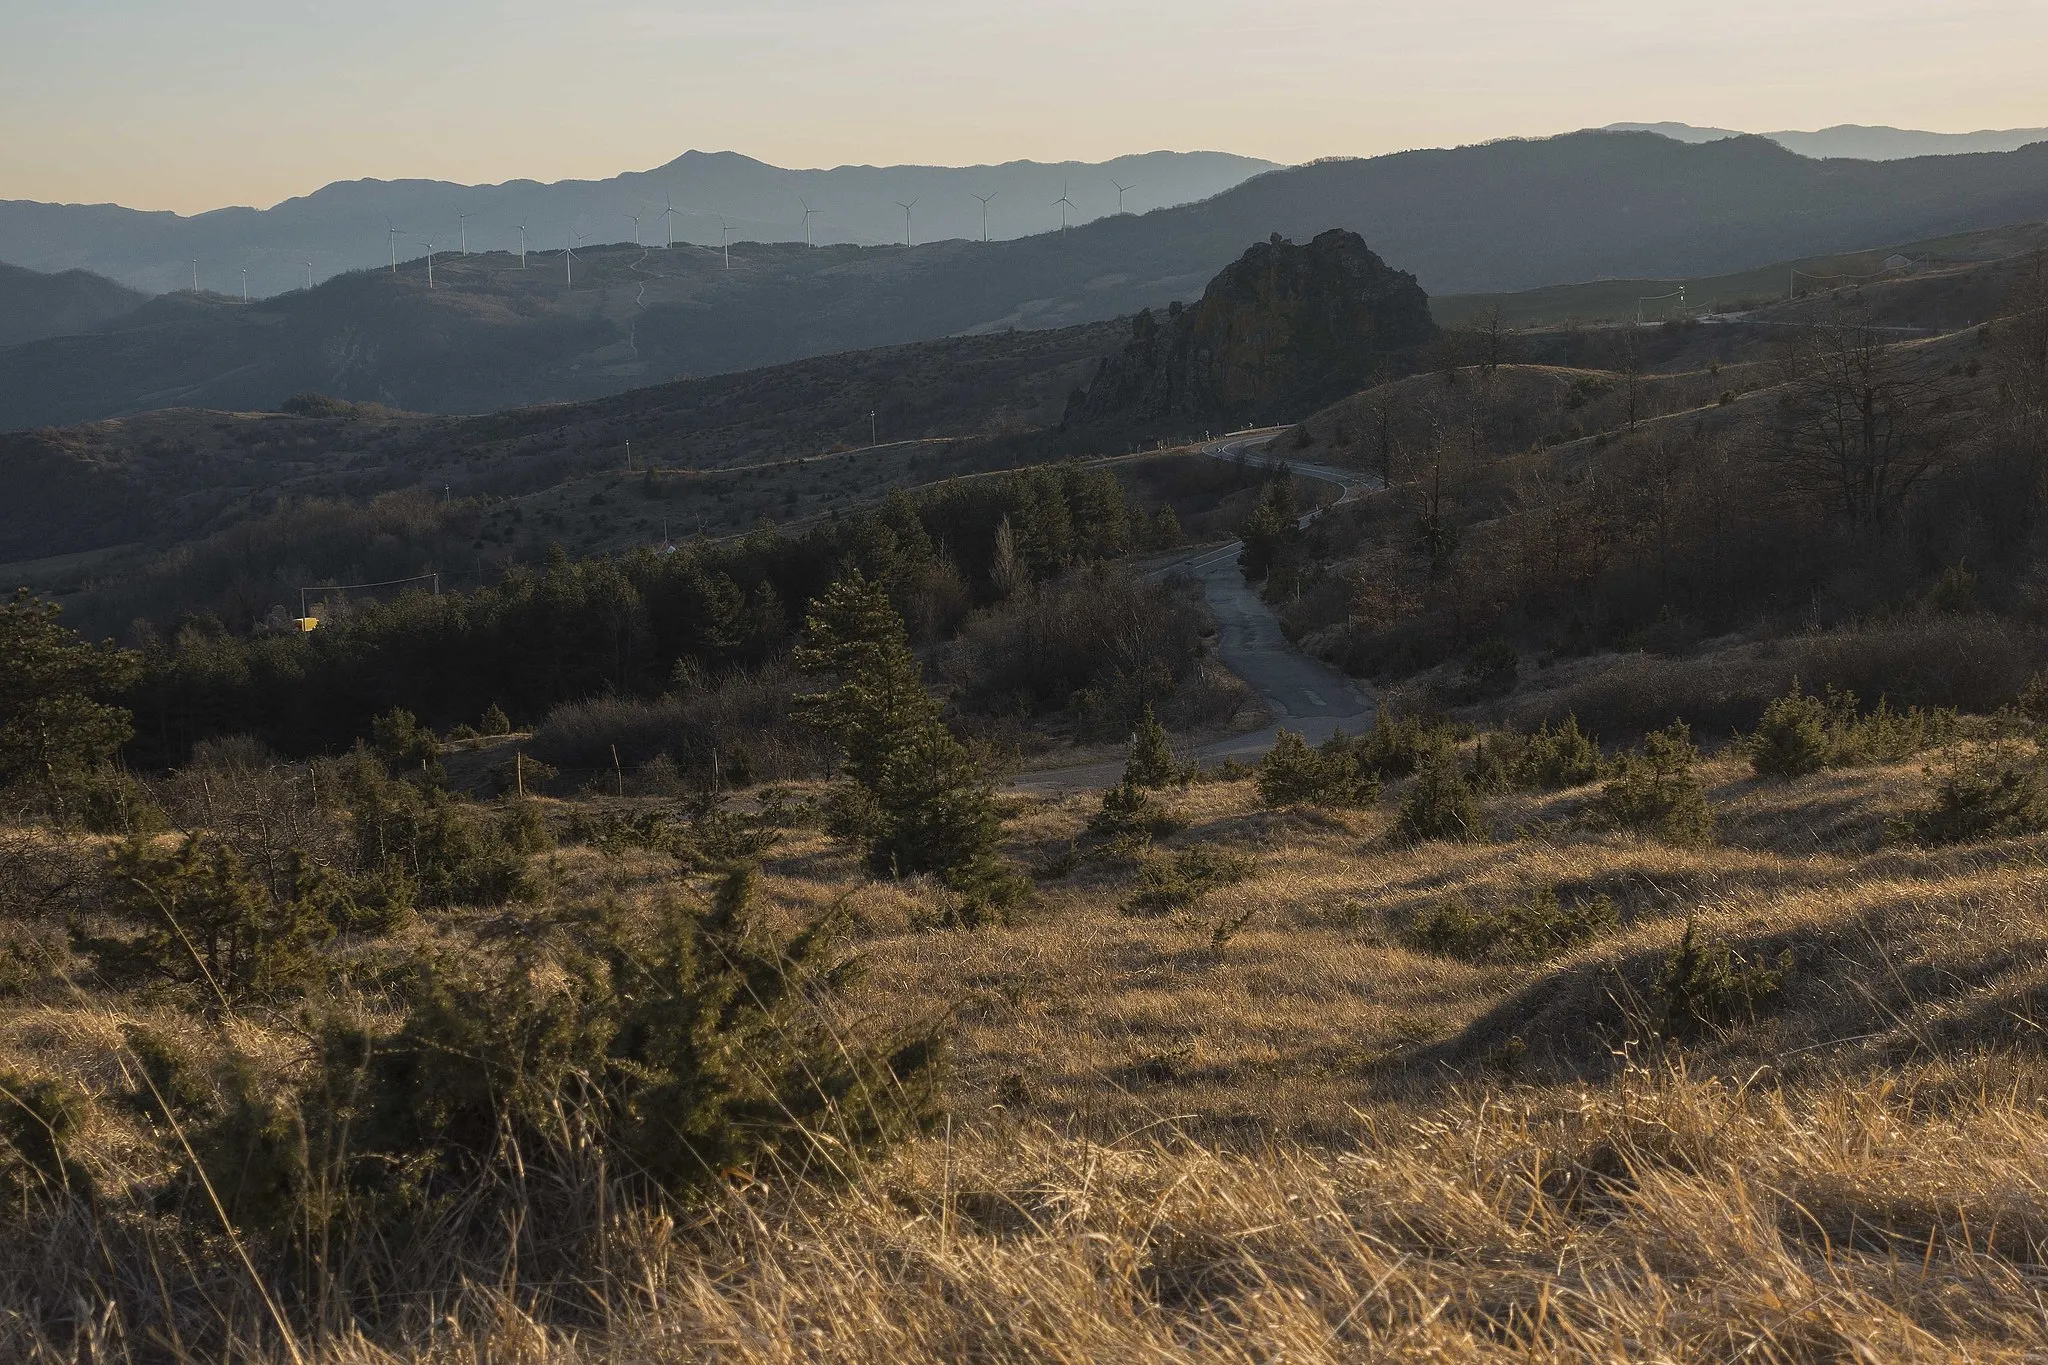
516 223 528 269
456 210 471 255
1054 182 1077 231
421 237 437 289
799 198 820 248
972 191 997 243
190 259 199 293
240 268 249 303
718 215 733 269
1110 178 1138 213
895 196 918 247
303 260 314 290
562 231 587 289
387 222 405 272
662 191 683 248
628 211 642 247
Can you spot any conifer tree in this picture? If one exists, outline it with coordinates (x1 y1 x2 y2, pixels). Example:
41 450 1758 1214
1123 702 1180 788
795 572 1022 915
0 589 140 817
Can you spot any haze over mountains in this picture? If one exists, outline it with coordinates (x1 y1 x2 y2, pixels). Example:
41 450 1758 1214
10 127 2048 429
1607 121 2048 160
0 150 1277 299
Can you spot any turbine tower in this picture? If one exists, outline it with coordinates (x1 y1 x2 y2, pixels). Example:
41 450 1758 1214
1111 179 1138 213
457 210 471 255
973 191 997 243
718 215 733 269
516 223 528 269
303 260 314 290
1054 182 1077 231
628 211 642 247
563 232 587 289
420 237 438 289
662 191 682 249
895 197 919 247
800 198 820 248
240 268 249 303
190 259 199 293
388 222 405 273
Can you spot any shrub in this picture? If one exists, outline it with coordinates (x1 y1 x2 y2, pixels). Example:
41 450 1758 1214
1089 780 1183 847
1594 722 1714 846
74 764 166 835
1395 755 1486 843
0 1070 92 1202
1894 743 2048 845
479 703 512 736
371 707 444 784
158 866 944 1245
331 750 538 907
1751 681 1955 778
1750 684 1830 778
1651 919 1791 1041
1119 845 1255 918
1470 715 1601 792
1257 730 1377 808
78 834 337 1004
1408 888 1618 963
1352 706 1461 780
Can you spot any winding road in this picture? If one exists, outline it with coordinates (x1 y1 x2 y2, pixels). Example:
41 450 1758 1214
1014 432 1378 792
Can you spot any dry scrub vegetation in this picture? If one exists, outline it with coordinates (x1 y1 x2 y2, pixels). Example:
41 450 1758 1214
11 730 2048 1360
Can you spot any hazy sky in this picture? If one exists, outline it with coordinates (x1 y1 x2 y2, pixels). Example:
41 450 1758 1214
5 0 2046 213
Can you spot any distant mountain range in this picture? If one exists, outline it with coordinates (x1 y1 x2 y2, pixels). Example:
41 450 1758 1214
1607 122 2048 161
0 150 1277 299
10 130 2048 430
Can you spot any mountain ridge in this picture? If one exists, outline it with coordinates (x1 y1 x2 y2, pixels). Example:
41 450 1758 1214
1607 120 2048 160
0 149 1279 298
10 131 2048 430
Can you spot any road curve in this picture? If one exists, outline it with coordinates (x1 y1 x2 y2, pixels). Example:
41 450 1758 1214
1014 432 1377 792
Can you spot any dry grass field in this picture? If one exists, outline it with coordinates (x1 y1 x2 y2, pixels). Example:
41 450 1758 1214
9 737 2048 1361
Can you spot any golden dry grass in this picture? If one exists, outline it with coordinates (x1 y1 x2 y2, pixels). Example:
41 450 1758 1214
10 752 2048 1359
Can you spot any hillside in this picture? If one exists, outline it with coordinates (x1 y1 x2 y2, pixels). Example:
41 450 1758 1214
0 260 148 345
11 131 2048 429
1610 120 2048 159
0 149 1278 297
1434 221 2048 328
0 314 1123 560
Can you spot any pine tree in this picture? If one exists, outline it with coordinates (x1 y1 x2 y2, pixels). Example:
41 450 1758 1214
795 573 1022 915
0 589 140 818
1123 702 1180 788
794 571 944 789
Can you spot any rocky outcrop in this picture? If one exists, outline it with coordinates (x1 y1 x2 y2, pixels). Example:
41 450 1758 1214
1066 229 1435 429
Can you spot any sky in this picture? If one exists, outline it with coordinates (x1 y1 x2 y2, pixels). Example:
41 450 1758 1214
4 0 2047 214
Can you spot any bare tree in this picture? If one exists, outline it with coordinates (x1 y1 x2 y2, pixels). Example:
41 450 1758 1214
1618 329 1648 432
1362 395 1399 485
1773 316 1961 531
1472 303 1514 376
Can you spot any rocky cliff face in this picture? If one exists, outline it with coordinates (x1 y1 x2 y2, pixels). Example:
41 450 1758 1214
1067 229 1435 429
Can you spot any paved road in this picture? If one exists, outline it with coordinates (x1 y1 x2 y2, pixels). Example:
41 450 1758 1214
1014 433 1377 792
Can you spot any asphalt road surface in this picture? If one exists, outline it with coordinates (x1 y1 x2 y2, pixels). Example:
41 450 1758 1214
1014 432 1377 792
